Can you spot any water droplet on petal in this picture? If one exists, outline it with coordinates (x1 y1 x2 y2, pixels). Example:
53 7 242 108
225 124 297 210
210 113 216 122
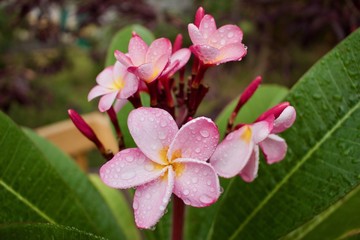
227 32 234 38
126 156 134 162
121 171 136 180
200 130 210 138
207 180 211 186
162 197 168 204
183 189 190 196
159 131 167 140
160 120 167 127
144 163 155 171
160 205 166 211
200 194 213 204
195 148 201 153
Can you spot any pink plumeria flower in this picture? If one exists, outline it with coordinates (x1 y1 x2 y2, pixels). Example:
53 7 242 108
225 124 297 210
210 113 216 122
88 62 139 112
210 103 296 182
100 107 221 229
188 7 247 65
114 33 173 83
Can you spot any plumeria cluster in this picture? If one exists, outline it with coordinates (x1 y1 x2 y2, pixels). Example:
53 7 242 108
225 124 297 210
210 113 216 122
69 7 296 233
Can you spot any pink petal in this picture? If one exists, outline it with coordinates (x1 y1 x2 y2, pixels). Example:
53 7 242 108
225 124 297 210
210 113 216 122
114 50 133 67
128 64 153 82
188 24 206 45
146 38 172 63
128 107 179 165
199 15 217 40
250 116 274 144
168 117 219 162
114 99 128 112
256 102 290 122
161 48 191 77
215 43 247 64
272 106 296 134
151 54 170 82
239 145 259 182
129 35 148 66
98 91 118 112
118 72 139 99
96 66 114 86
100 148 167 189
210 127 254 178
88 85 112 101
190 45 219 65
209 25 243 48
260 134 287 164
113 61 129 79
133 166 174 229
172 158 220 207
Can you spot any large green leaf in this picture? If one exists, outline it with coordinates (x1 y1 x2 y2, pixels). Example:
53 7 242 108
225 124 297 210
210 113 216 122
184 85 288 240
208 29 360 239
0 223 105 240
105 24 155 67
0 113 125 240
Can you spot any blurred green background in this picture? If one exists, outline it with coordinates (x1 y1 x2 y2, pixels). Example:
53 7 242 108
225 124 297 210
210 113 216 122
0 0 359 127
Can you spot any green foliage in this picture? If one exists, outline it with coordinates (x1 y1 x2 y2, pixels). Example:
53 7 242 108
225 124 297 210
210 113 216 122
105 24 155 67
208 28 360 240
0 223 105 240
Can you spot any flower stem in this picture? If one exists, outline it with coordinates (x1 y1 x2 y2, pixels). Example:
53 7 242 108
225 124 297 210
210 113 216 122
172 195 185 240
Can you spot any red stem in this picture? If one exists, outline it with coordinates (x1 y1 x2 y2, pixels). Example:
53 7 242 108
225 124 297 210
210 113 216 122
172 195 185 240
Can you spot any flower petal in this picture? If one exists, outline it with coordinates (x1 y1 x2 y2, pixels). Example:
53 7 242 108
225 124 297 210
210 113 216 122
146 38 172 63
260 134 287 164
118 72 139 99
129 35 148 66
113 99 128 112
215 43 247 64
133 166 174 229
272 106 296 134
239 145 259 182
98 91 118 112
96 66 114 86
209 25 243 48
161 48 191 77
210 127 254 178
88 85 112 101
114 50 133 67
251 116 274 144
172 158 220 207
188 24 206 45
168 117 219 162
190 45 219 65
113 61 129 79
128 107 179 164
100 148 167 189
199 14 217 40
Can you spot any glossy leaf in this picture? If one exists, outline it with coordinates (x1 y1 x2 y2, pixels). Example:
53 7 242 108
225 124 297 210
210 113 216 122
0 113 125 240
105 24 155 67
208 29 360 239
0 223 105 240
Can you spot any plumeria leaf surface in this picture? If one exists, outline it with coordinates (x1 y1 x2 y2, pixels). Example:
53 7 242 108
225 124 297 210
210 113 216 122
0 115 125 240
208 29 360 240
0 223 106 240
105 24 155 67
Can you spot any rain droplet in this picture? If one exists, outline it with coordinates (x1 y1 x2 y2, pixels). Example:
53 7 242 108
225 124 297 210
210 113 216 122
200 194 213 204
159 132 167 140
121 171 136 180
160 120 167 127
162 197 168 204
200 130 210 138
144 163 155 171
195 148 201 153
227 32 234 38
126 156 134 162
183 189 190 196
206 180 211 186
160 205 166 211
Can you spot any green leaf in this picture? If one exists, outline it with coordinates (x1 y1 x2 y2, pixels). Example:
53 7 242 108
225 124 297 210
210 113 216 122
105 25 155 67
0 112 125 240
208 29 360 239
0 223 106 240
89 174 141 240
215 84 289 139
185 85 288 240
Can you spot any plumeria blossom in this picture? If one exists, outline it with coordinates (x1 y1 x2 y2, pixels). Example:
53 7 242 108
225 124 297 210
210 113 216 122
100 107 221 229
88 62 139 112
115 33 190 83
210 103 296 182
188 7 247 65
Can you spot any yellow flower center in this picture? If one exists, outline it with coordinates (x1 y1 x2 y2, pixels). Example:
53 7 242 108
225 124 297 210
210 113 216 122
240 125 252 143
111 77 125 90
158 147 185 177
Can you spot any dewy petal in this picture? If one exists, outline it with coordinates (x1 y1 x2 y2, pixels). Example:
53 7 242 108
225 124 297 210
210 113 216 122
100 148 167 189
114 50 133 68
239 145 260 183
113 61 129 79
199 14 217 40
161 48 191 77
118 72 139 99
272 106 296 134
88 85 112 101
188 24 206 45
128 107 179 164
128 35 148 66
215 43 247 64
210 127 254 178
190 45 219 65
250 115 274 144
133 166 174 229
168 117 219 162
209 25 243 48
96 66 114 86
260 134 287 164
98 91 118 112
128 64 153 82
146 38 172 63
172 158 220 207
